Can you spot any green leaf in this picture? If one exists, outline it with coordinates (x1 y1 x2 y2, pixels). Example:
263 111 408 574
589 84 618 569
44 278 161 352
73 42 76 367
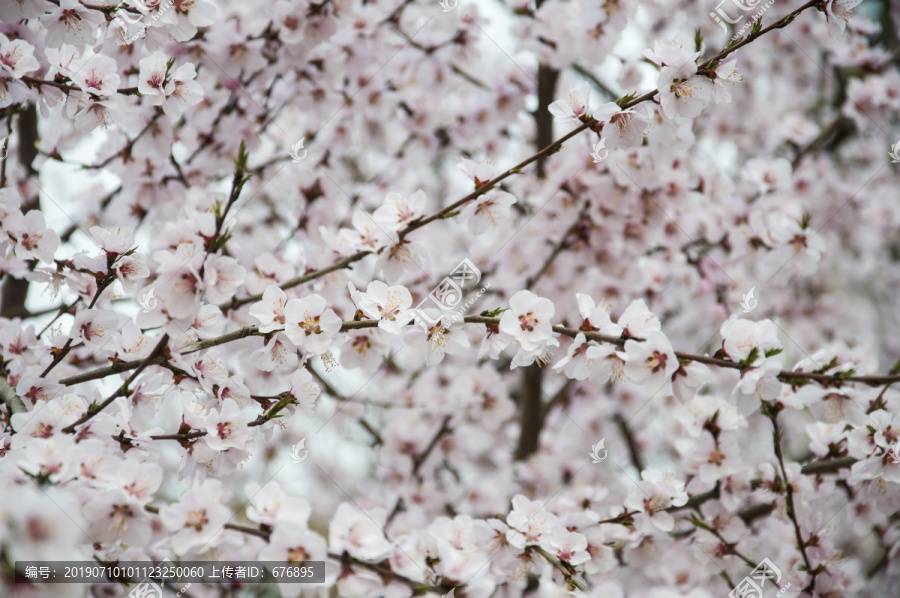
815 356 839 373
837 367 858 380
694 28 703 53
751 19 763 37
215 233 232 250
889 358 900 375
741 346 760 366
617 92 638 108
234 139 249 171
764 348 783 358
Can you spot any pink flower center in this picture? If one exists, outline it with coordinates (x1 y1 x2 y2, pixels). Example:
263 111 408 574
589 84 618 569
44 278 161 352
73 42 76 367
646 350 667 373
186 509 209 531
216 421 234 439
519 312 537 332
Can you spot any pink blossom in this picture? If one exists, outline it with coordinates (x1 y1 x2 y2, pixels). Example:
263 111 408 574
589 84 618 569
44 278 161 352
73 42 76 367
328 503 393 562
499 290 556 353
5 210 60 263
284 294 342 354
159 479 236 555
249 285 289 333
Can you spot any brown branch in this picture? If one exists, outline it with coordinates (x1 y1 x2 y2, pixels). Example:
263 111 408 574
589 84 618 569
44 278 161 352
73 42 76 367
61 334 170 434
526 203 588 289
764 406 817 593
329 552 449 593
0 104 39 319
614 412 646 473
541 378 574 421
143 505 271 540
178 326 264 354
411 416 452 477
21 77 139 96
515 364 544 460
571 64 619 99
791 115 855 168
39 273 117 378
60 316 900 391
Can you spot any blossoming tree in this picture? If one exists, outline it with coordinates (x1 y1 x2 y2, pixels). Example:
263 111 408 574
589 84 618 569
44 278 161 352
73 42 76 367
1 0 898 596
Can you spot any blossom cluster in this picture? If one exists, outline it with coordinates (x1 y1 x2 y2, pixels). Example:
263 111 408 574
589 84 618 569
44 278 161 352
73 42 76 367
1 1 898 598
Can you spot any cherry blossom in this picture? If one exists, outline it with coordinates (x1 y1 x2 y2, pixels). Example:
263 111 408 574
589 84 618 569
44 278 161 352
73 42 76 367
72 55 120 97
622 330 678 390
506 494 561 551
624 469 688 533
405 308 470 366
617 298 661 340
4 210 60 263
539 527 591 566
283 294 343 354
548 82 592 124
499 290 557 354
720 318 781 363
658 61 714 120
138 52 204 117
328 503 394 562
254 332 299 371
68 309 120 351
249 285 290 333
41 0 104 47
203 255 247 304
710 58 743 104
595 103 653 150
348 280 414 334
203 398 251 452
458 189 518 235
372 190 427 231
0 1 894 596
826 0 864 38
0 34 39 79
159 479 237 555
